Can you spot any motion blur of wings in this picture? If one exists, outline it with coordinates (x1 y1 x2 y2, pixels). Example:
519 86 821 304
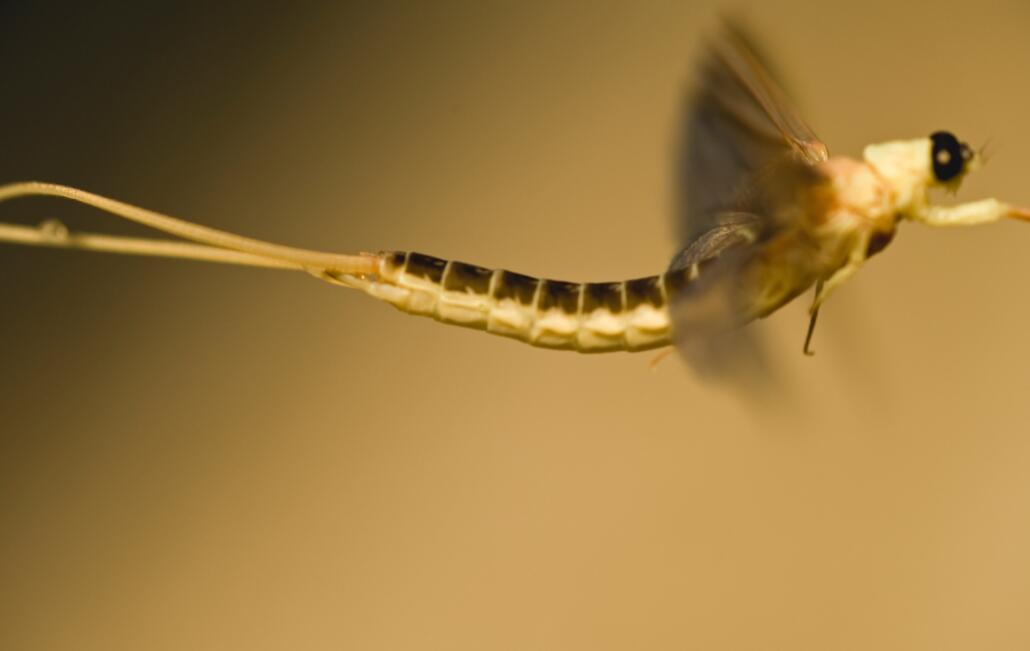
670 20 829 381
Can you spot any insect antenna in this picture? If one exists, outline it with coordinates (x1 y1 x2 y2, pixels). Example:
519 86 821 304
978 138 994 166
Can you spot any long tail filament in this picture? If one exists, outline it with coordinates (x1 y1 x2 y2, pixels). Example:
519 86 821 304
0 181 379 276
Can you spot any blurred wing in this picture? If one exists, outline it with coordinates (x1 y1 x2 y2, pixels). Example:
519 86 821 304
668 211 761 272
669 24 828 386
668 212 776 387
677 21 828 245
670 165 827 382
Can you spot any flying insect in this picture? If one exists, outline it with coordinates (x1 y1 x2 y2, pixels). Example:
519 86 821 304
1 23 1026 357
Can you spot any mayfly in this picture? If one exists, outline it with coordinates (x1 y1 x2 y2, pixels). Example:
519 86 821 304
1 23 1028 357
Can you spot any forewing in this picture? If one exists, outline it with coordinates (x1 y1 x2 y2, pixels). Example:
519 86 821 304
712 24 828 166
677 20 828 244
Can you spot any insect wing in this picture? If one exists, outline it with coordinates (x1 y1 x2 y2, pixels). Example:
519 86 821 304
670 23 830 383
712 25 828 166
677 21 828 244
667 213 774 386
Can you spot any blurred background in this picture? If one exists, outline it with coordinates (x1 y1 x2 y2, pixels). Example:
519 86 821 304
2 1 1030 649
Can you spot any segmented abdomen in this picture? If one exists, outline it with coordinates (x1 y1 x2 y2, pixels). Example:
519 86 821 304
359 251 693 353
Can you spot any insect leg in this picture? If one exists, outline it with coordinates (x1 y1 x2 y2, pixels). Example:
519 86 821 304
810 252 864 313
913 198 1030 227
803 279 823 356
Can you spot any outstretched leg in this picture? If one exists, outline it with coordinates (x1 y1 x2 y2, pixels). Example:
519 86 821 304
803 280 823 356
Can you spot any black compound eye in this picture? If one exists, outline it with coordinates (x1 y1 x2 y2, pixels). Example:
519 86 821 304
930 131 966 182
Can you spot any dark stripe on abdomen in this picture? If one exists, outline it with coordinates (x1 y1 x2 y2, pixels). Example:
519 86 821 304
443 260 494 294
493 269 539 304
625 276 663 309
662 268 691 297
582 282 623 314
537 279 581 314
405 252 448 283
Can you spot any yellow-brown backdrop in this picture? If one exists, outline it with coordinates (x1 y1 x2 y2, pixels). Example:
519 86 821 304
3 2 1029 649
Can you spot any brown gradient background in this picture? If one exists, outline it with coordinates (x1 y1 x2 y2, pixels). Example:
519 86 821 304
2 2 1030 649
